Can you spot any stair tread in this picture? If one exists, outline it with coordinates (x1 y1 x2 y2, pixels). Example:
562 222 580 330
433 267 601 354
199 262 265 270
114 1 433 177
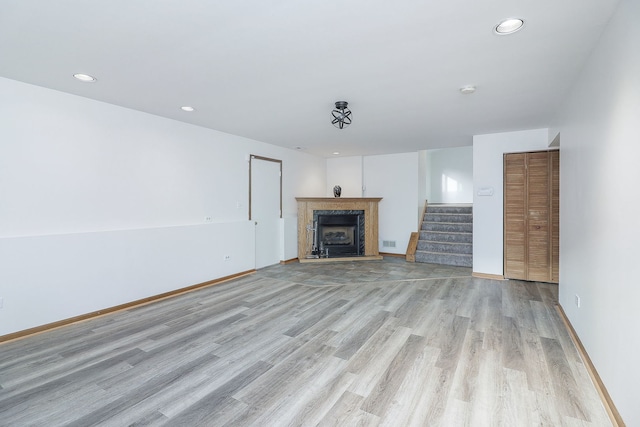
415 251 473 267
418 239 473 246
416 250 472 256
422 226 472 228
422 221 472 225
419 235 472 244
424 216 472 218
424 214 472 216
421 231 472 234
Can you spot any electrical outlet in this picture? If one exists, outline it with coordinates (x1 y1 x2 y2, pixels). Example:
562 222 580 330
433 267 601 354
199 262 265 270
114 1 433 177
205 216 213 223
223 255 231 261
575 294 581 308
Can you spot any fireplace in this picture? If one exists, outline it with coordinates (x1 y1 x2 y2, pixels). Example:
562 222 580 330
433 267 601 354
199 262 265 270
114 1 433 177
296 197 382 262
315 210 364 257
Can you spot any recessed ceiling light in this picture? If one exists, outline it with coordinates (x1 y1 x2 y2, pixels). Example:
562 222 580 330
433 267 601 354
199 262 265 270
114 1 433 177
73 73 97 82
495 18 524 35
181 106 195 112
460 85 476 94
332 152 340 155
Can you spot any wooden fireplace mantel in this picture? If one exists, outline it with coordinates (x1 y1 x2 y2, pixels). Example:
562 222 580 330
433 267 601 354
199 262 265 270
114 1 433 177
296 197 383 263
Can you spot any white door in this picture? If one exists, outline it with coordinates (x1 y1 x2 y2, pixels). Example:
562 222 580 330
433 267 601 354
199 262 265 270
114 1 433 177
250 156 282 269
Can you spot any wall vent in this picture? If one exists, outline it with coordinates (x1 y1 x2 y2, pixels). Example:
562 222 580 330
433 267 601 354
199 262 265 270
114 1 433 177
382 240 396 248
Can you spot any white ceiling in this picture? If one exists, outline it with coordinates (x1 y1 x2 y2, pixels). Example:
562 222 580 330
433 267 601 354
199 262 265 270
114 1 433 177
0 0 620 157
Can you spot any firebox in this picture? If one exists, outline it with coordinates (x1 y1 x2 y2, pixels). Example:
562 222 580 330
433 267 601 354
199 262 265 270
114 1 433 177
315 211 364 257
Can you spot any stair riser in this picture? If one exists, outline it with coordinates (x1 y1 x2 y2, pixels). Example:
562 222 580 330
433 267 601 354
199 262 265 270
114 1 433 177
422 223 472 233
424 214 472 223
418 242 472 254
426 206 473 214
415 252 473 267
420 231 472 243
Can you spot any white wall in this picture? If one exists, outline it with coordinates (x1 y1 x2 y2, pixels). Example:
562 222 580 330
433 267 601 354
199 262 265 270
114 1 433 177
325 152 419 254
0 222 253 335
425 146 473 204
554 0 640 422
280 216 298 261
418 150 428 229
364 152 418 254
326 156 363 197
0 77 325 337
472 128 551 276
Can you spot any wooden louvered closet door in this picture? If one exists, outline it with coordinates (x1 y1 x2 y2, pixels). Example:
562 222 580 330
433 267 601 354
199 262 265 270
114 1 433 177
504 150 559 283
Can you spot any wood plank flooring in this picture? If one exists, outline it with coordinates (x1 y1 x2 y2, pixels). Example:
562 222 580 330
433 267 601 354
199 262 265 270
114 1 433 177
0 258 611 426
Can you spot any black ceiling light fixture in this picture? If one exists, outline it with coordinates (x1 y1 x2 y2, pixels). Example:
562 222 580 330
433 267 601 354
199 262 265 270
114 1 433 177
331 101 352 129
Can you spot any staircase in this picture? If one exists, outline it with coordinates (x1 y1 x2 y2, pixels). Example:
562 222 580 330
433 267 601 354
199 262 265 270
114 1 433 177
415 204 473 267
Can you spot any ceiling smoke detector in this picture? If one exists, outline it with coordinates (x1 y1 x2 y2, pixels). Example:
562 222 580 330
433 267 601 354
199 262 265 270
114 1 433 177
460 85 476 94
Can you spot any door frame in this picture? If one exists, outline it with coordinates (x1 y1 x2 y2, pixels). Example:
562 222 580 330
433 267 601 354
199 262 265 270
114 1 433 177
249 155 282 221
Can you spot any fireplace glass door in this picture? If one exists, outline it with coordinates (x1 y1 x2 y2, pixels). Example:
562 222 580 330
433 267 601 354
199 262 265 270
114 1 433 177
317 214 362 257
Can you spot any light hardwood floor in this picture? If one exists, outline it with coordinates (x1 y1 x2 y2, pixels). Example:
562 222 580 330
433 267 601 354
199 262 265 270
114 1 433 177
0 258 611 426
